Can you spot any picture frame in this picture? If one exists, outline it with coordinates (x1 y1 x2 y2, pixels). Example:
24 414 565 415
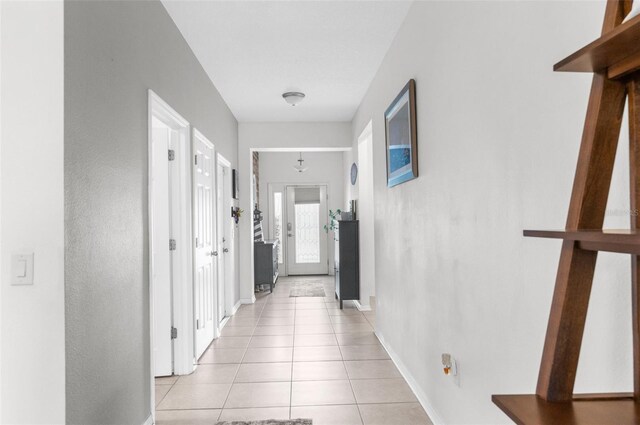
385 79 417 187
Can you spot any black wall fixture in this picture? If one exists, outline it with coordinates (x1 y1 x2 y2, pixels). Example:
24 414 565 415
232 169 239 200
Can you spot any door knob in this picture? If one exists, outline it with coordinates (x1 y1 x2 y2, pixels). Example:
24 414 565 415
207 251 218 256
223 248 229 253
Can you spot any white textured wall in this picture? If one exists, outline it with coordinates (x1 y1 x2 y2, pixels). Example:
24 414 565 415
258 151 345 275
238 122 352 301
351 1 632 423
1 2 65 423
343 150 356 209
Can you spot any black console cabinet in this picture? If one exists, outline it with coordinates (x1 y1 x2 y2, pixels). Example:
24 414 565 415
335 220 360 309
254 240 279 293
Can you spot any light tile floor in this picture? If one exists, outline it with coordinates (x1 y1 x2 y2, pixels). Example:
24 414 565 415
155 276 433 425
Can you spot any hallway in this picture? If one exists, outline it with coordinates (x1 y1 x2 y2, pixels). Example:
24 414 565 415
154 276 433 425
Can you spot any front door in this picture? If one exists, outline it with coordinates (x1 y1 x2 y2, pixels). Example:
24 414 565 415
193 131 216 359
286 185 329 275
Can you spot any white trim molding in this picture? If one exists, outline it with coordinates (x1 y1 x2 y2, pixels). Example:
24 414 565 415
218 316 230 334
230 299 242 316
353 300 372 311
142 414 154 425
147 89 194 423
375 332 445 425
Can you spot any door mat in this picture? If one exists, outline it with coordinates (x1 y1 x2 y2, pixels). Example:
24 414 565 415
216 420 312 425
289 282 326 297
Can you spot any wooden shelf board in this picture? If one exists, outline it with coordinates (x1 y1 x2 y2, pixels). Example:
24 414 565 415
554 14 640 77
523 229 640 255
492 394 640 425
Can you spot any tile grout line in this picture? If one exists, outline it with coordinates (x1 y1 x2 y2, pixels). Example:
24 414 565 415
218 296 264 416
289 294 297 420
336 330 365 425
154 377 178 410
164 277 425 423
159 300 259 416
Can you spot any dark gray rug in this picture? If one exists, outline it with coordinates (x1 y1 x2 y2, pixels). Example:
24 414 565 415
216 420 311 425
289 282 326 297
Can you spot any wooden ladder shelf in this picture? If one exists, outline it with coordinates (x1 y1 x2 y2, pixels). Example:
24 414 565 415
492 1 640 424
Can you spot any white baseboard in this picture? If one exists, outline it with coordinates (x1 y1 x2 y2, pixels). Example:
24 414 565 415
230 299 242 316
354 300 372 311
376 332 445 425
218 315 230 332
239 297 254 305
142 414 154 425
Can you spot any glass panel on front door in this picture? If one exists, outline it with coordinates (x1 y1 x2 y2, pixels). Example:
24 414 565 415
294 203 321 263
273 192 283 264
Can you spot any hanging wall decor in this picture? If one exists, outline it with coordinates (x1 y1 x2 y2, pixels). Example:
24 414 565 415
385 79 418 188
350 162 358 185
232 169 239 200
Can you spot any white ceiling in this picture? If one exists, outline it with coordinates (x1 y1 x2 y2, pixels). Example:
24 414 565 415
162 1 412 122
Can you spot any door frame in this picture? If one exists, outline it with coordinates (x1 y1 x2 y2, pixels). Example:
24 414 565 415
356 121 375 310
267 183 287 276
216 153 234 331
273 183 329 276
148 90 195 420
192 128 219 354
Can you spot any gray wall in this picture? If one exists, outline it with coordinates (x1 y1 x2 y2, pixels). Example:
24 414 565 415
65 2 238 423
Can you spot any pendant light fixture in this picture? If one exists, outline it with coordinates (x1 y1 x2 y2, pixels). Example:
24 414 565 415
282 92 306 106
293 152 308 173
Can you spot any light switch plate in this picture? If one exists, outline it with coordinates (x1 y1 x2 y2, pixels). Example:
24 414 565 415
11 253 34 285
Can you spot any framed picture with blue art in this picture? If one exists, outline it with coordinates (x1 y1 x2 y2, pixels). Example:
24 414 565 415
385 79 417 188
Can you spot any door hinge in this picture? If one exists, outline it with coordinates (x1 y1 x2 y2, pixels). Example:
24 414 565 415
168 149 175 161
171 327 178 339
194 155 198 166
196 319 200 330
169 239 177 251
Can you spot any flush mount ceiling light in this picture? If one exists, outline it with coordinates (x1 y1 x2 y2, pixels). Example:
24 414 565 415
293 152 308 173
282 91 305 106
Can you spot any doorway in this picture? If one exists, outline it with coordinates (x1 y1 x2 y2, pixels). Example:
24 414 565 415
148 90 193 381
268 185 286 274
357 122 375 308
216 154 233 325
285 185 328 275
150 115 174 378
192 129 216 360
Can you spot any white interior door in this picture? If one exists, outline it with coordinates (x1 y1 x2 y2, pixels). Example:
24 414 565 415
216 159 228 323
151 119 173 377
193 131 216 359
286 185 328 275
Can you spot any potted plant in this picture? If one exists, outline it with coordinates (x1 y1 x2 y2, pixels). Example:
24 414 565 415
324 209 342 241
